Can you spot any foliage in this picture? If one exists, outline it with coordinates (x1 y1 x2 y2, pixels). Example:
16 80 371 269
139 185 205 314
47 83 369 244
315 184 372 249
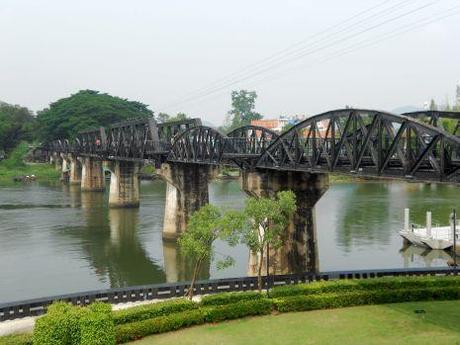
155 112 189 123
128 300 460 345
0 143 60 184
115 309 206 343
0 103 35 153
0 333 33 345
224 90 262 131
203 299 272 323
36 90 153 142
235 191 296 292
33 302 82 345
79 302 115 345
200 291 263 306
429 99 438 111
113 299 197 325
270 275 460 298
273 287 460 313
178 204 244 299
0 143 28 169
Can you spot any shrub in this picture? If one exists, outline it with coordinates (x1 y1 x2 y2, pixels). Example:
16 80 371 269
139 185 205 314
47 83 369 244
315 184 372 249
113 299 197 325
0 333 33 345
270 276 460 298
200 291 263 306
273 286 460 313
79 302 115 345
203 298 273 322
115 309 206 344
33 302 82 345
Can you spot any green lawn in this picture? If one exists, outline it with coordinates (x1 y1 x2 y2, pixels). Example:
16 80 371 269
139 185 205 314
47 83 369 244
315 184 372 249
131 300 460 345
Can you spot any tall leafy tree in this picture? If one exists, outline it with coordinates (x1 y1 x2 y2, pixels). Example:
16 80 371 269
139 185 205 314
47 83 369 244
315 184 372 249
36 90 153 141
156 112 189 123
0 102 35 154
178 205 243 299
236 191 296 292
225 90 262 131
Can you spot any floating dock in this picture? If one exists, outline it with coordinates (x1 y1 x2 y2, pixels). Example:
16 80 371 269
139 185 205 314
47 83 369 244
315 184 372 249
399 208 459 250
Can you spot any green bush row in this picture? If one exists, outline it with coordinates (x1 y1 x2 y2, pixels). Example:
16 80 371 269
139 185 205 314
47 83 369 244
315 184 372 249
270 275 460 298
115 309 206 343
113 298 196 325
199 291 263 306
32 302 115 345
115 299 272 344
273 286 460 313
0 333 33 345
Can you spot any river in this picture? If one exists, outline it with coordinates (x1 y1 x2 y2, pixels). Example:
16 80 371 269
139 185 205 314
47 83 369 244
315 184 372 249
0 179 458 303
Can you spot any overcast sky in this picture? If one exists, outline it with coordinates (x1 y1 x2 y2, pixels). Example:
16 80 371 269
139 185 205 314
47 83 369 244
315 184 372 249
1 0 459 125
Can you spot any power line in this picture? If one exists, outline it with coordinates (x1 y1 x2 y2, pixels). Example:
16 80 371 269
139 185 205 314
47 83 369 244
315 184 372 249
160 0 438 111
167 3 460 114
161 0 397 104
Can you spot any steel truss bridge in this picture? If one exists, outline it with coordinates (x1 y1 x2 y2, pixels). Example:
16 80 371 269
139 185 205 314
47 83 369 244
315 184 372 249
48 109 460 184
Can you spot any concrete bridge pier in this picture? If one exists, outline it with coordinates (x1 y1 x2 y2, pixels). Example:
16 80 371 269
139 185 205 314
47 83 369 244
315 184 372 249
60 154 71 181
80 157 105 192
68 156 82 185
159 162 219 241
241 169 329 275
106 161 141 208
51 153 63 171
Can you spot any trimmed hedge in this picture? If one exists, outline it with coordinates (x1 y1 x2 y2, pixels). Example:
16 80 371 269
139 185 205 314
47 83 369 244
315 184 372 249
33 302 82 345
200 291 263 306
79 303 115 345
203 299 272 322
31 301 114 345
115 309 206 343
270 276 460 298
115 299 273 343
113 298 196 325
274 286 460 313
0 333 33 345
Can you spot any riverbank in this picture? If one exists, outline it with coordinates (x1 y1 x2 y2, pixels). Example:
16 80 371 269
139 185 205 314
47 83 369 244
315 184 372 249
0 144 60 185
0 162 60 185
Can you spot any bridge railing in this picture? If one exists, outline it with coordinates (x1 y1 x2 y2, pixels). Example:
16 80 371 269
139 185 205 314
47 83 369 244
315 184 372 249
0 267 456 321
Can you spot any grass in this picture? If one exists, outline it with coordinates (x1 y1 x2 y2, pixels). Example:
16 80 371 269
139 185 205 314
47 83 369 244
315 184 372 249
130 300 460 345
0 143 60 184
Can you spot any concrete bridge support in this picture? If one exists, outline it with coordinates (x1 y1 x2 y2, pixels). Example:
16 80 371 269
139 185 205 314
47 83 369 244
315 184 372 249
81 157 105 192
69 156 82 185
51 153 63 171
60 154 71 181
241 169 329 275
106 161 141 208
159 162 219 241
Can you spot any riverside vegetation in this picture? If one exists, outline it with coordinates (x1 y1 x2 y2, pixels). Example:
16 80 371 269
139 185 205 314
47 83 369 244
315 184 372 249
1 275 460 345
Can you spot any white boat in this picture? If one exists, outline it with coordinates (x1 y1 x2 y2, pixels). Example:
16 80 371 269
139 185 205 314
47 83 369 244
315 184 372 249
399 208 459 250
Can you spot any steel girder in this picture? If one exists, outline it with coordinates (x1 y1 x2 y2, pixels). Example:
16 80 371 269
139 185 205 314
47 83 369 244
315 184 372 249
257 109 460 183
404 111 460 136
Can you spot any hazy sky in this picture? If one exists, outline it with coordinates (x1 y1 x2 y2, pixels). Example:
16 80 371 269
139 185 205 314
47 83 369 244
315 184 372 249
1 0 459 125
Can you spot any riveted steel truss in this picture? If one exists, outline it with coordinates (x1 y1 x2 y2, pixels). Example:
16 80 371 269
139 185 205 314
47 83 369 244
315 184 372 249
168 126 226 164
404 111 460 136
257 109 460 183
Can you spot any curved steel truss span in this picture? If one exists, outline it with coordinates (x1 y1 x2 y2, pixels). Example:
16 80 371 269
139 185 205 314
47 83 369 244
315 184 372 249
404 110 460 136
257 109 460 183
45 109 460 183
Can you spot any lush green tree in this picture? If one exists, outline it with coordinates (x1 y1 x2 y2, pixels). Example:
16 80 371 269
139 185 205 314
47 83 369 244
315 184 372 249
156 112 189 123
178 204 244 299
224 90 262 131
429 99 438 111
36 90 153 141
236 191 296 292
0 102 35 154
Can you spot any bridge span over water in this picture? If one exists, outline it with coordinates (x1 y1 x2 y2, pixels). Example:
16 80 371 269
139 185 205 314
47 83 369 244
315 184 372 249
46 109 460 274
